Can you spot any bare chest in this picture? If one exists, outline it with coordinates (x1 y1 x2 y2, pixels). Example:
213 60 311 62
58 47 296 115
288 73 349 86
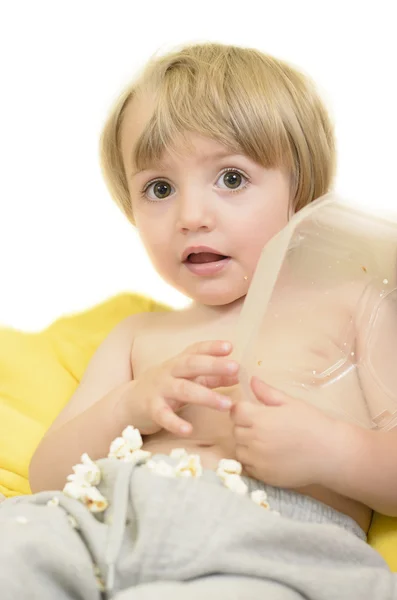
131 288 363 420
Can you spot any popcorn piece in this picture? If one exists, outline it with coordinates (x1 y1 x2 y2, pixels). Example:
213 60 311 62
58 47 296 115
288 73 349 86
217 459 242 476
222 473 248 495
63 481 108 513
80 486 109 513
170 448 189 460
108 426 144 460
63 481 90 501
251 489 270 509
146 459 177 478
67 453 101 487
174 469 193 478
67 515 79 529
122 449 152 465
175 454 203 478
216 470 228 483
120 425 143 450
93 565 105 593
80 453 101 484
108 436 127 459
47 496 60 507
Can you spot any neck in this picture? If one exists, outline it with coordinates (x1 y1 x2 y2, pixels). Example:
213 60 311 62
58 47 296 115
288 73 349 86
188 295 246 321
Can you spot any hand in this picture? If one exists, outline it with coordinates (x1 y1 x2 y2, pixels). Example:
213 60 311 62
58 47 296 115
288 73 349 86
231 376 340 488
133 340 239 436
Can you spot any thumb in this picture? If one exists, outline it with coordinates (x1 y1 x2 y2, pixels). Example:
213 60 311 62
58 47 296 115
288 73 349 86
250 376 286 406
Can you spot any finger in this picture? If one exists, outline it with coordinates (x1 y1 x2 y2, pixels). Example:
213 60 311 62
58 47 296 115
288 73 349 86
230 400 256 426
164 377 233 411
233 425 253 442
251 376 285 406
235 444 253 468
171 354 239 381
186 340 233 356
195 372 240 389
151 398 193 436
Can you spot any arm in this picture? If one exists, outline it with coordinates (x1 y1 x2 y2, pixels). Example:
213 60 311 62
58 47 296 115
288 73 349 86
320 423 397 516
235 286 397 515
322 287 397 515
29 313 146 493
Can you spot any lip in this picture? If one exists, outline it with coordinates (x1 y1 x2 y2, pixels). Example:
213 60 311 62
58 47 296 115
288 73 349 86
181 245 228 263
184 257 231 276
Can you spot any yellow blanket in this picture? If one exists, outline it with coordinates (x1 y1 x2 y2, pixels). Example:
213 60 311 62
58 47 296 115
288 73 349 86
0 293 395 569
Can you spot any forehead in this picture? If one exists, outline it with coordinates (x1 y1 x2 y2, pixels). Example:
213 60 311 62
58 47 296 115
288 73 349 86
120 94 239 176
119 95 154 162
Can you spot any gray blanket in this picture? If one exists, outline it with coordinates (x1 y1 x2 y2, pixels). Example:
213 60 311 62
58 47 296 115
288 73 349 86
0 455 395 599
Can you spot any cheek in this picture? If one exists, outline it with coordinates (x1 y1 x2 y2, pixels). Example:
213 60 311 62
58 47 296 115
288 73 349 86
135 219 170 266
231 214 282 268
245 206 288 256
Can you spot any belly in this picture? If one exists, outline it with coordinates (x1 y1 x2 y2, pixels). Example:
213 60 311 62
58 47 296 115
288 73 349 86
141 416 372 535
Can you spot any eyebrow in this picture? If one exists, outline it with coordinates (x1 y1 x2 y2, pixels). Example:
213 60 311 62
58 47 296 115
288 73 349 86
130 148 241 178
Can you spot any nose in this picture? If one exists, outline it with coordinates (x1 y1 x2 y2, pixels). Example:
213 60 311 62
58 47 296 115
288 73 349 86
175 189 215 233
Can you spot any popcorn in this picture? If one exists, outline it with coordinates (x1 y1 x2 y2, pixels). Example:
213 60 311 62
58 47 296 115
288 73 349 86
46 496 60 507
146 459 177 478
175 454 203 478
221 473 248 495
63 481 90 501
145 450 203 479
67 515 79 529
63 481 108 513
215 458 278 512
63 454 108 513
67 453 101 487
108 437 127 458
121 449 152 465
120 425 143 450
216 459 244 492
108 425 144 461
93 565 105 593
170 448 189 460
81 487 108 513
217 459 242 477
250 489 270 509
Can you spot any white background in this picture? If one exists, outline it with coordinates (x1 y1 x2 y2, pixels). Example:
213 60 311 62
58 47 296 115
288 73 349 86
0 1 396 331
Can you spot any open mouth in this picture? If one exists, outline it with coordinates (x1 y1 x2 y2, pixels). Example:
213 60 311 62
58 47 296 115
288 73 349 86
183 252 231 276
185 252 229 264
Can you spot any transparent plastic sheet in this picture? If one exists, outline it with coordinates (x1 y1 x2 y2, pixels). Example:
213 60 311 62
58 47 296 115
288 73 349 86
233 193 397 431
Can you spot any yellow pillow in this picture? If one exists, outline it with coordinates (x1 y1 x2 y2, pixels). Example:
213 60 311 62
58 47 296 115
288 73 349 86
0 292 396 571
367 513 397 571
0 293 169 498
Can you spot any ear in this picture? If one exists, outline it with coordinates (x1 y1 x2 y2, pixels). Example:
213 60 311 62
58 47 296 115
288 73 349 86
250 376 286 406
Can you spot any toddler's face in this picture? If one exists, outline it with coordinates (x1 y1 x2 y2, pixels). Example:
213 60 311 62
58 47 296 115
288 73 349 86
121 97 290 306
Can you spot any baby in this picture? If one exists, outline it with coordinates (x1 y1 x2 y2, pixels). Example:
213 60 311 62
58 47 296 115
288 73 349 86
1 42 397 599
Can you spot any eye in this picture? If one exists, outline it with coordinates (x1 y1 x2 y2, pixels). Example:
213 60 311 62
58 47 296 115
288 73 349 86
141 180 174 201
215 168 249 192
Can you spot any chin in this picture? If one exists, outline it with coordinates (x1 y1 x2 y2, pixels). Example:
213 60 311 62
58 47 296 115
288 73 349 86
200 295 243 306
164 272 248 307
187 287 246 307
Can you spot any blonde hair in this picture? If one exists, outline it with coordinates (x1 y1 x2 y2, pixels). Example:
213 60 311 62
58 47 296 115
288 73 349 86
99 42 336 224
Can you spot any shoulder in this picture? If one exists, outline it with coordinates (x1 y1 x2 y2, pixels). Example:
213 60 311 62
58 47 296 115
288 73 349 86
118 305 174 331
132 305 191 331
116 307 186 349
83 310 165 365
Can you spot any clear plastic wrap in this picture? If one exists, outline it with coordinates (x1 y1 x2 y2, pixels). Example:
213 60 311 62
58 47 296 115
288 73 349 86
234 193 397 430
